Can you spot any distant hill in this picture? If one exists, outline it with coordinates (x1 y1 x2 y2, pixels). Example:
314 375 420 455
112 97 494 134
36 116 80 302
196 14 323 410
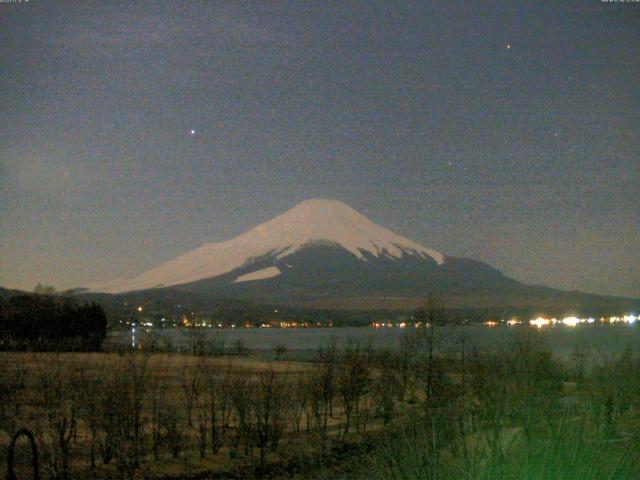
0 286 27 300
77 288 262 318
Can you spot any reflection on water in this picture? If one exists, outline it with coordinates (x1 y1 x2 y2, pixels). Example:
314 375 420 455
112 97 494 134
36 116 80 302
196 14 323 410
109 324 640 362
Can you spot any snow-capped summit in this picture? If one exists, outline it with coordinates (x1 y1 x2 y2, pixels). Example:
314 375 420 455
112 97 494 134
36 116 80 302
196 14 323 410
87 198 444 294
246 198 444 263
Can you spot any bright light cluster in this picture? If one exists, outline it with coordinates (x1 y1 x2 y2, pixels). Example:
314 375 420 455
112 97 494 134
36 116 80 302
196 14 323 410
526 314 636 328
367 314 637 330
608 315 637 324
530 317 551 328
372 321 424 329
561 316 581 327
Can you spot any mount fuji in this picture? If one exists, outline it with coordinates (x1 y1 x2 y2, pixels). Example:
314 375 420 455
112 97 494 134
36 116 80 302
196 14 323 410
85 199 638 311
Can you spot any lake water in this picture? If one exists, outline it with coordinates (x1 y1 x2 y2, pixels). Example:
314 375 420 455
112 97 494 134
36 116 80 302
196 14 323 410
107 324 640 363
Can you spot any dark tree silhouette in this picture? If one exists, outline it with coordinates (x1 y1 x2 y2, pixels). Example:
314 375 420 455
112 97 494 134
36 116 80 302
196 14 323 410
0 294 107 351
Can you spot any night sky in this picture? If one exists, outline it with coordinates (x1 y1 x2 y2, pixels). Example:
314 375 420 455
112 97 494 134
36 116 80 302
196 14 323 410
1 1 638 298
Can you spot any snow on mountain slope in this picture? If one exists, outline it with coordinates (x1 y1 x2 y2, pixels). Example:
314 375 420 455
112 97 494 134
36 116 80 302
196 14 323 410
233 266 281 283
87 198 445 294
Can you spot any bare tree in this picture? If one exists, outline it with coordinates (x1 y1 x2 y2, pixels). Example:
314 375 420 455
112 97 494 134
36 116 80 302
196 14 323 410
230 375 253 457
415 296 447 401
374 350 401 425
126 351 149 470
179 360 200 431
289 374 309 434
0 362 27 437
159 403 182 459
398 331 418 402
308 369 330 454
36 357 78 480
274 343 287 360
209 331 226 356
77 364 107 472
184 327 207 356
99 352 150 478
190 360 210 459
204 360 233 454
252 367 288 466
337 343 370 435
149 363 169 461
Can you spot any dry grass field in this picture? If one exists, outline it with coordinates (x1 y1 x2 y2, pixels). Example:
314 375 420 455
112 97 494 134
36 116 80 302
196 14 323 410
0 347 404 479
2 330 640 479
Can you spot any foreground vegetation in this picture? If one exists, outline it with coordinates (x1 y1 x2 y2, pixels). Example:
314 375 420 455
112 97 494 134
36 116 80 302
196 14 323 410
348 339 640 480
1 328 639 479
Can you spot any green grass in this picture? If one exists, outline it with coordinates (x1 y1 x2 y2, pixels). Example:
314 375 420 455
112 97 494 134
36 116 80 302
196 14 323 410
327 413 639 480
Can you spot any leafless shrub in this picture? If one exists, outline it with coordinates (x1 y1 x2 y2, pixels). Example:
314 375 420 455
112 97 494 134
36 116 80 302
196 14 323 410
180 360 200 431
35 357 79 480
209 331 226 356
251 367 289 466
159 403 182 459
148 357 169 461
184 327 207 356
203 360 233 454
98 352 150 478
188 360 211 459
0 361 27 436
234 339 248 356
274 344 287 360
303 342 340 455
76 364 107 471
338 343 370 435
373 350 401 425
398 332 418 401
289 374 309 434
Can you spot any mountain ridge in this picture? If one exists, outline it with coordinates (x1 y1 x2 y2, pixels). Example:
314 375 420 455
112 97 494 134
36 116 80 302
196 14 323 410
87 198 445 294
82 199 639 312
